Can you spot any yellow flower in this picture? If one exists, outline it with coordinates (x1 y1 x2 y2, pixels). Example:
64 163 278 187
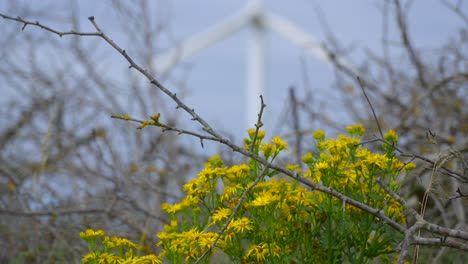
181 194 198 207
301 152 314 164
169 238 187 253
160 202 171 212
303 169 312 178
228 164 250 180
208 154 224 167
356 148 371 158
97 253 116 263
7 181 16 192
250 192 278 207
79 229 105 240
261 143 275 159
446 135 455 144
390 157 404 171
247 128 256 138
198 232 217 248
346 123 365 137
289 187 314 207
182 179 199 194
386 201 405 223
405 162 416 171
220 183 242 202
257 131 266 140
365 154 388 169
135 254 163 264
211 207 232 224
161 202 183 214
156 232 175 246
219 230 236 248
322 138 347 152
384 129 399 144
314 161 329 172
183 228 202 242
228 217 254 233
104 236 139 250
313 129 326 140
344 169 358 185
246 243 269 262
82 252 99 263
270 243 281 258
272 136 288 151
248 128 266 140
285 164 301 174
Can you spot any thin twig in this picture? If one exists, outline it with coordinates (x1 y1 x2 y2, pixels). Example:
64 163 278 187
249 95 266 153
357 76 384 139
0 13 100 37
440 0 468 25
393 0 427 88
289 86 303 166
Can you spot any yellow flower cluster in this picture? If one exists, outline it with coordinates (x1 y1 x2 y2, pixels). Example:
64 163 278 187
80 229 105 240
156 228 219 262
154 126 410 262
80 229 162 264
245 133 289 159
82 252 162 264
81 125 412 263
302 126 407 223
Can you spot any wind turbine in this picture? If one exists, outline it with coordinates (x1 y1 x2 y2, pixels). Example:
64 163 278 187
154 0 357 130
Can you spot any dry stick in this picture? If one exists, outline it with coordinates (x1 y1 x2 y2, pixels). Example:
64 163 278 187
111 115 220 142
398 222 424 264
195 165 270 264
289 86 303 167
0 14 100 37
413 236 468 251
249 95 266 153
357 76 384 139
393 0 428 89
5 14 468 254
440 0 468 24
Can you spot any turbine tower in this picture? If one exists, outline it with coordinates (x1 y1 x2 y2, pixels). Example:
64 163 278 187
154 0 357 130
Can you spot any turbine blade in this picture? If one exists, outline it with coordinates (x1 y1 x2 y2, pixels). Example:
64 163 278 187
264 13 359 76
155 8 254 73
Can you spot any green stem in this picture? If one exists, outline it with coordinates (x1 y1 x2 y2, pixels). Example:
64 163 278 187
327 195 334 264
